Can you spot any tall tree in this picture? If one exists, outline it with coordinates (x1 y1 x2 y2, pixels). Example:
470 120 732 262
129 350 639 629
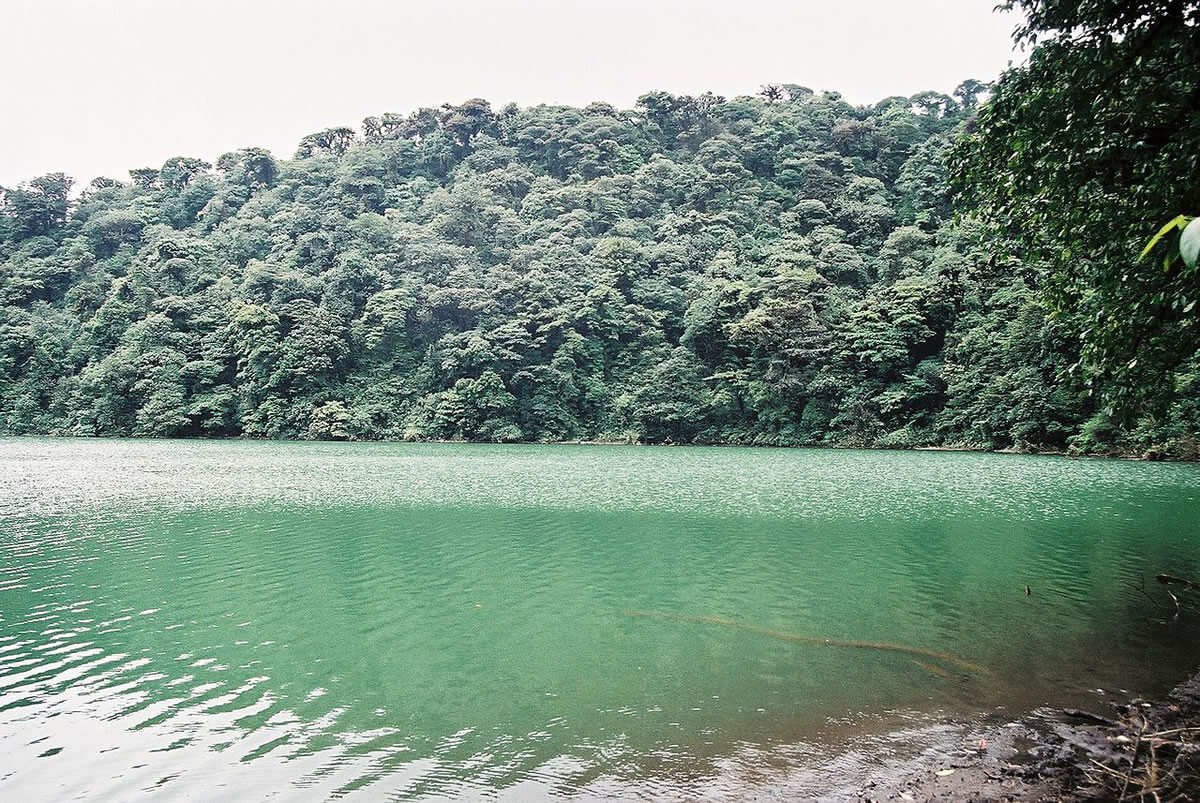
952 0 1200 413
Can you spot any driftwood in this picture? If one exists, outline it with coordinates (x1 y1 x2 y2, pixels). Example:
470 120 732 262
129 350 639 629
1062 707 1118 727
1078 706 1200 801
624 609 987 675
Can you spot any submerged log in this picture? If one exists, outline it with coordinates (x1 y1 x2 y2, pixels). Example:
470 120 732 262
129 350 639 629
624 609 987 675
910 659 955 679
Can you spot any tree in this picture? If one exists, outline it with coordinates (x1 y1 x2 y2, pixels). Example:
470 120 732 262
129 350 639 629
629 347 711 443
308 400 351 440
159 157 211 191
1 174 72 239
296 127 357 158
952 0 1200 415
216 147 279 190
759 84 783 103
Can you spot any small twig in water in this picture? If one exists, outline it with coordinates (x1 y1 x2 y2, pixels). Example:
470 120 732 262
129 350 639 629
1166 590 1181 619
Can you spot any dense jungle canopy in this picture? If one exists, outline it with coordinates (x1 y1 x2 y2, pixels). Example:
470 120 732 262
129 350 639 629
1 0 1197 454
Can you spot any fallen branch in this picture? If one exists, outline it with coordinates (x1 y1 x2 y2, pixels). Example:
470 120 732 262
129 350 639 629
1143 727 1200 739
1124 576 1174 616
1063 708 1119 726
1155 574 1200 592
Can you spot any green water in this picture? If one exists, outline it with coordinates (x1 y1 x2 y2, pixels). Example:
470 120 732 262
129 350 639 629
1 439 1198 798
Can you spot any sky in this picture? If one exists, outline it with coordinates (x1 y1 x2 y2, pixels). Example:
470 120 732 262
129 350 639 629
0 0 1020 189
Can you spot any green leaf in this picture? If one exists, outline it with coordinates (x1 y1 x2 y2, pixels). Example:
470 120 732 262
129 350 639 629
1139 215 1189 261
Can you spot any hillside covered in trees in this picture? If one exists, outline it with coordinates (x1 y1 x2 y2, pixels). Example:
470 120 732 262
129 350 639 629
0 75 1196 454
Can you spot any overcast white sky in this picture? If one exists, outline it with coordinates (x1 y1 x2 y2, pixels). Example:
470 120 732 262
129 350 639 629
0 0 1019 188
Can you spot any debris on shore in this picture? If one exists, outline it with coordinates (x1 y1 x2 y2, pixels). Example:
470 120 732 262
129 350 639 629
863 672 1200 801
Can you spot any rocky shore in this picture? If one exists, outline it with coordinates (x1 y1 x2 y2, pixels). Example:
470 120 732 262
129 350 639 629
863 672 1200 801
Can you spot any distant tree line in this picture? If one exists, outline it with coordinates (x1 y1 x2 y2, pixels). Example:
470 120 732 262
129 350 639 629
1 7 1196 457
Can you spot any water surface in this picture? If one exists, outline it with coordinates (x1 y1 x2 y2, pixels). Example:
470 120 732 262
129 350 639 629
2 439 1198 798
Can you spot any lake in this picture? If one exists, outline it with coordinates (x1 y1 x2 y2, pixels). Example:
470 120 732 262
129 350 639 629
1 439 1198 798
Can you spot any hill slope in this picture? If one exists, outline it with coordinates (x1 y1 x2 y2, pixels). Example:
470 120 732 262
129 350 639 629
0 85 1192 452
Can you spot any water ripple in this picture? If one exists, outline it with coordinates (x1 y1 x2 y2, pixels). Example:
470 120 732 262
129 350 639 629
1 438 1199 798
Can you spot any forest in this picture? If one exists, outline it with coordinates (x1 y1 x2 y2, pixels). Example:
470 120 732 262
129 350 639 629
1 1 1197 456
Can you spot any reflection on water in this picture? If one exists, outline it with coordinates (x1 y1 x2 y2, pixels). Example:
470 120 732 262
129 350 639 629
1 439 1199 798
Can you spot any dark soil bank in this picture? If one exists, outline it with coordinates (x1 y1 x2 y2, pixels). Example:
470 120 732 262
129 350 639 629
863 672 1200 801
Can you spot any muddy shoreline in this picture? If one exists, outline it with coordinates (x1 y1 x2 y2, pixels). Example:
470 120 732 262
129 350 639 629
861 670 1200 801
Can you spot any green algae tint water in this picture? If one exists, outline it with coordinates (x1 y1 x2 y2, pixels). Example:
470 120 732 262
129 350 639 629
1 439 1198 798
